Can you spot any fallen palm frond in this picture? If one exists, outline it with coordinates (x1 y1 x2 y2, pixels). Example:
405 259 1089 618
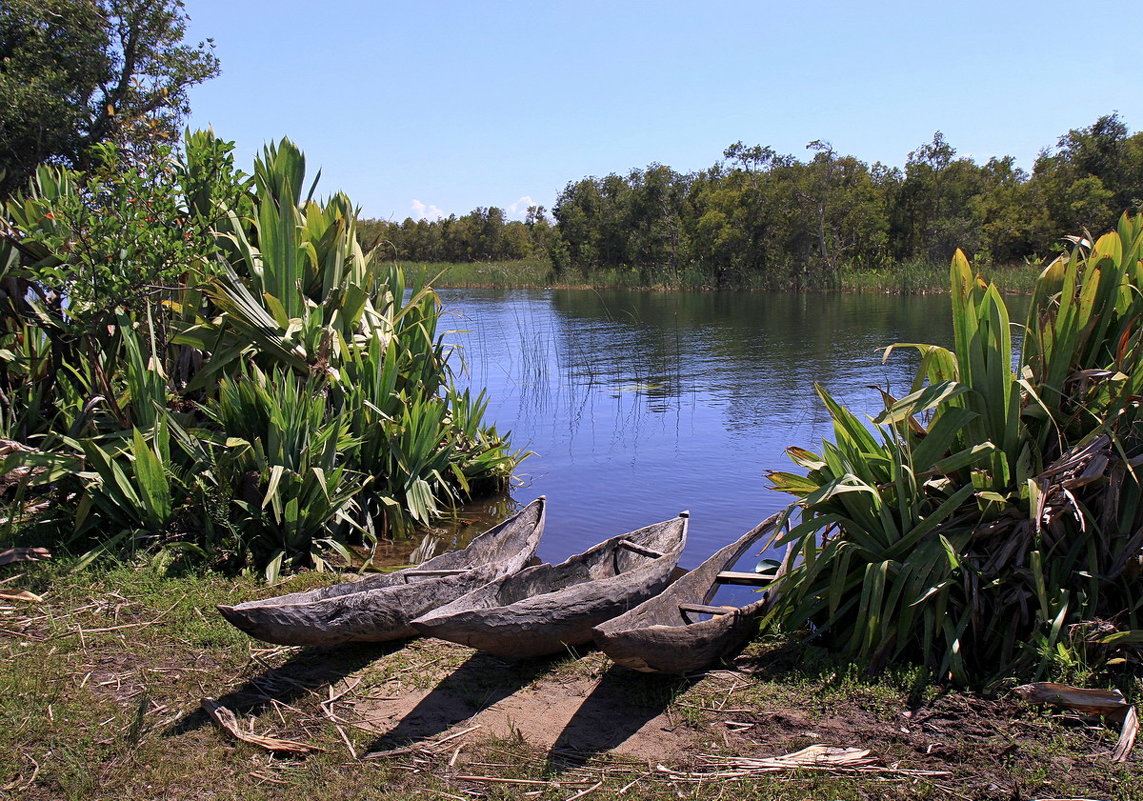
0 547 50 566
1013 682 1131 715
765 214 1143 683
1014 681 1138 762
201 698 324 755
655 745 952 780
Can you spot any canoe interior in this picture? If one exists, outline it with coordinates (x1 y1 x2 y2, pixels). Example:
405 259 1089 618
597 512 780 630
410 513 689 658
589 513 782 673
215 497 546 645
456 515 685 610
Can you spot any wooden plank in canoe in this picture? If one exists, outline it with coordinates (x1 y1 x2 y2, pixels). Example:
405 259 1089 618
618 540 665 559
679 603 732 616
715 570 776 586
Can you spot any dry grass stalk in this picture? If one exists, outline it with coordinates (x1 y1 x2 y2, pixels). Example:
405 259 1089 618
451 775 592 787
656 744 952 780
363 724 482 760
201 698 325 755
563 780 603 800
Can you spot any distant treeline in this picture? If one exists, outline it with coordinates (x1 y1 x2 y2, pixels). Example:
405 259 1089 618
360 114 1143 287
358 206 554 265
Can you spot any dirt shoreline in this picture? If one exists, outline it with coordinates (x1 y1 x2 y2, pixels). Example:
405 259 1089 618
2 566 1139 800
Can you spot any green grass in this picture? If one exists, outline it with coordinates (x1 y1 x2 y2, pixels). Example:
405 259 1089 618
2 558 1140 800
837 258 1043 294
393 258 555 288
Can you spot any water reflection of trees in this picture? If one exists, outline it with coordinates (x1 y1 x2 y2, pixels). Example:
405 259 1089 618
440 287 995 560
546 289 959 442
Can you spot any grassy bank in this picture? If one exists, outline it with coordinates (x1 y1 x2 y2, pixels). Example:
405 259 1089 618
399 258 1045 294
836 259 1044 294
402 259 555 289
1 558 1138 801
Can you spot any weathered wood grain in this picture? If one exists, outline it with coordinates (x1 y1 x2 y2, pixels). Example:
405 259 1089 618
411 512 688 659
216 497 546 646
591 513 782 674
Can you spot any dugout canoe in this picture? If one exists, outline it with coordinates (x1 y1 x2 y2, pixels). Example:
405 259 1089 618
410 511 688 659
216 497 547 646
591 513 782 674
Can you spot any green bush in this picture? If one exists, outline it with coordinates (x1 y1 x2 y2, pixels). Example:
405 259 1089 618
0 132 523 577
766 214 1143 683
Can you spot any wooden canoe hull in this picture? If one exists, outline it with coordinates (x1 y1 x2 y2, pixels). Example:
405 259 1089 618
216 497 546 646
591 514 781 674
411 513 688 659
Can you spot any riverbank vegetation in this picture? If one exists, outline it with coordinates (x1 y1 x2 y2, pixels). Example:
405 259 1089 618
362 115 1143 291
421 256 1047 294
0 132 523 577
767 215 1143 685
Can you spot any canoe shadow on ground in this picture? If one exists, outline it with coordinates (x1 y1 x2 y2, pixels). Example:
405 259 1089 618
544 666 699 772
166 641 401 736
362 650 563 753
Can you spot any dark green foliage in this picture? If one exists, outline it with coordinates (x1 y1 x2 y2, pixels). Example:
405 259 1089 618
359 204 553 265
0 133 523 578
351 115 1143 292
0 0 219 198
412 114 1141 290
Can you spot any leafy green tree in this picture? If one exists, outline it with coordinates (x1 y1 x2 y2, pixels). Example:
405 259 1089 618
794 141 887 276
0 0 219 197
1030 114 1143 242
969 156 1043 263
0 0 108 197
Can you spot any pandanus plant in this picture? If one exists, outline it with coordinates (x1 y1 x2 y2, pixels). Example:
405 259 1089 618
0 132 522 575
766 214 1143 683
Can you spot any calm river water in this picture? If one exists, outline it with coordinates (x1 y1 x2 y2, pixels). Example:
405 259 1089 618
439 288 1002 575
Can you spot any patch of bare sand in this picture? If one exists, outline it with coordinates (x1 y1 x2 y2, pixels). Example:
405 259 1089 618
356 649 696 762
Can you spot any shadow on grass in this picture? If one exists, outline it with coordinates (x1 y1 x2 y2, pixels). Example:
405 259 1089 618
730 637 812 681
165 641 400 736
545 665 698 772
362 650 562 753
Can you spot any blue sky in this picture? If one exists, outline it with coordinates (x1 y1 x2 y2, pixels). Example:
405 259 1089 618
185 1 1138 222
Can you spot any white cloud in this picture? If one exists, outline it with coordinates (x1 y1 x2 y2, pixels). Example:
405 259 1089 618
505 195 536 219
410 200 445 221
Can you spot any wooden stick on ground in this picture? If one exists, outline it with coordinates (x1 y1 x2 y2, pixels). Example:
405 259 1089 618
1014 681 1138 762
563 780 603 801
0 547 50 566
362 724 482 760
